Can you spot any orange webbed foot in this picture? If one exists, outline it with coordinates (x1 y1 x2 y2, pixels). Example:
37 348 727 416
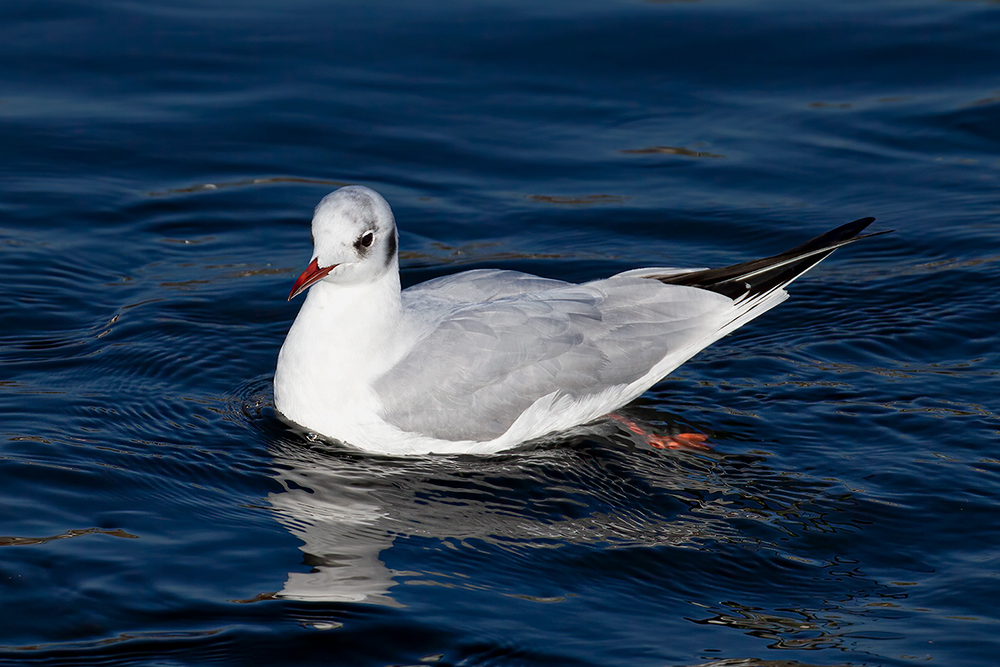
647 432 710 450
607 413 712 451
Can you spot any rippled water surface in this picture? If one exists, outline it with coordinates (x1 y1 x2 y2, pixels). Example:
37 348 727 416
3 1 1000 665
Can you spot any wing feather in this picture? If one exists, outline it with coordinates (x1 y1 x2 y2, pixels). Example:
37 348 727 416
375 275 732 441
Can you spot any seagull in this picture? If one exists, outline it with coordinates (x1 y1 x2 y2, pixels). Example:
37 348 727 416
274 186 886 456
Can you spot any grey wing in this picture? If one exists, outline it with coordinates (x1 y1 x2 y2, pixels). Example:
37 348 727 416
403 268 571 303
375 277 733 442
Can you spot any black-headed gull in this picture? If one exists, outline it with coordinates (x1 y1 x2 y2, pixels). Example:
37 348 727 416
274 186 886 455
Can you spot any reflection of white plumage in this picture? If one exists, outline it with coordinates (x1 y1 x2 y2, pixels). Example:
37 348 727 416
268 443 400 606
274 186 885 455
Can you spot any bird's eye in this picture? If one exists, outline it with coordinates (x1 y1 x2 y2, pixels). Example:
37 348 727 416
357 230 375 249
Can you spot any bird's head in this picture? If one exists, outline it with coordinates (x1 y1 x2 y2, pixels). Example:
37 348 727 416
288 185 399 300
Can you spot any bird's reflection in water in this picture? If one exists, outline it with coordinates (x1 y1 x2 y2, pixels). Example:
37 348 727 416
265 410 838 608
265 409 736 606
268 443 403 606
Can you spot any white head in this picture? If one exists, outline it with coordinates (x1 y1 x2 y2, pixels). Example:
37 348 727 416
287 186 399 299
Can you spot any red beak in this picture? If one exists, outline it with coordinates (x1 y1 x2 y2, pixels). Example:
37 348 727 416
288 258 337 301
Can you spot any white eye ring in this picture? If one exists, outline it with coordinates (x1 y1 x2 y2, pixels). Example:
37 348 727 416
358 230 375 249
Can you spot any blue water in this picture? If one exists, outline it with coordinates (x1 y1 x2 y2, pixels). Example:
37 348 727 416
3 0 1000 665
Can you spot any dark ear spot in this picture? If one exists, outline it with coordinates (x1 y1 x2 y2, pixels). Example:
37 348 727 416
384 230 398 268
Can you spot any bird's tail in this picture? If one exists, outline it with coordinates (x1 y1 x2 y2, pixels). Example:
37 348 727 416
651 217 890 337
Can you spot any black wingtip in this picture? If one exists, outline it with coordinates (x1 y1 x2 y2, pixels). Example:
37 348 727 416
783 216 876 255
651 216 888 299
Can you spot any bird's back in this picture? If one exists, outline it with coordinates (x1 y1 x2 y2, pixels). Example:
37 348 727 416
377 272 735 443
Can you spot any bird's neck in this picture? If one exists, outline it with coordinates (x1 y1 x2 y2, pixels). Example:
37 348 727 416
274 268 403 432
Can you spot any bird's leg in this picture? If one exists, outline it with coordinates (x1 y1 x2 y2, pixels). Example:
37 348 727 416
607 413 711 451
